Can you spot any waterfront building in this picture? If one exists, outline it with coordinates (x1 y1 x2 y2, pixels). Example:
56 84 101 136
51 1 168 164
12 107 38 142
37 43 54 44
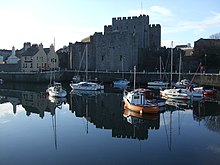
194 38 220 72
69 14 161 72
20 43 59 72
45 44 59 70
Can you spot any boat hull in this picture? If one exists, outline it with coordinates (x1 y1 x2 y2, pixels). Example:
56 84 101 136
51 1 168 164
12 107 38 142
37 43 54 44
123 97 160 114
123 108 159 120
70 81 104 91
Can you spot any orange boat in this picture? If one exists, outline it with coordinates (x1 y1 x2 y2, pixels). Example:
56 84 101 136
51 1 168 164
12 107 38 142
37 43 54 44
123 107 159 120
123 88 160 114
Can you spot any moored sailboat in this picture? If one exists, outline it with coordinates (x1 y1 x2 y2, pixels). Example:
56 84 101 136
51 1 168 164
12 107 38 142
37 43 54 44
46 43 67 98
70 44 104 91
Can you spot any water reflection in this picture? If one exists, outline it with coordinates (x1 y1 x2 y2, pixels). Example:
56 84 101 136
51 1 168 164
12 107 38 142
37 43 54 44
0 88 67 118
0 84 220 138
193 99 220 132
1 84 220 164
123 108 160 140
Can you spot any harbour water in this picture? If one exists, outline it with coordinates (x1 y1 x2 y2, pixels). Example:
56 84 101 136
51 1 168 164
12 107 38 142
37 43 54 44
0 82 220 165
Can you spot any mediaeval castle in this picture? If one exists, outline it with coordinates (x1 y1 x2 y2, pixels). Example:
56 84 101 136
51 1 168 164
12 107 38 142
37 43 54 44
69 14 161 72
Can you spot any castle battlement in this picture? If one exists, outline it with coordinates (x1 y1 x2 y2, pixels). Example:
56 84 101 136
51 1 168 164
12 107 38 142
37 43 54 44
149 24 161 28
112 14 149 21
104 25 112 28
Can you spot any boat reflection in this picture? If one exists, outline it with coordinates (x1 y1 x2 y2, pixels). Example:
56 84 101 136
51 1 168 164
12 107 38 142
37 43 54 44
70 89 104 96
123 108 160 122
48 95 67 106
165 98 193 110
122 108 160 140
0 84 220 141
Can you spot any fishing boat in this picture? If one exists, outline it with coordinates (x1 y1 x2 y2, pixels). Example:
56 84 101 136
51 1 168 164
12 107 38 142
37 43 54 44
123 66 161 114
123 107 159 121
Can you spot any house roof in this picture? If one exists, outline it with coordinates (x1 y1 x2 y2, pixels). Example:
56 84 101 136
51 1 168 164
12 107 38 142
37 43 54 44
22 45 39 56
44 48 50 54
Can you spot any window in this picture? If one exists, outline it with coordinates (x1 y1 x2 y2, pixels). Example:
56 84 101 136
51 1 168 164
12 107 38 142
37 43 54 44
101 56 104 61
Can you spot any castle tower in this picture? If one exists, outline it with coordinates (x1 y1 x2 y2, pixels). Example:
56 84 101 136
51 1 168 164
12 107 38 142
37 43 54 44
149 24 161 49
111 15 150 48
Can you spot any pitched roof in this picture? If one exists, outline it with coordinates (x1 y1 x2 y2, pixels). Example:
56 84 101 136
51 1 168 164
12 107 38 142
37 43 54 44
44 48 50 55
22 45 39 56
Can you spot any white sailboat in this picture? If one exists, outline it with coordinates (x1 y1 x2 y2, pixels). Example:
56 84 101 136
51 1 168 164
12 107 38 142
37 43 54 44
113 57 130 87
148 56 169 89
70 44 104 91
160 44 203 100
46 43 67 98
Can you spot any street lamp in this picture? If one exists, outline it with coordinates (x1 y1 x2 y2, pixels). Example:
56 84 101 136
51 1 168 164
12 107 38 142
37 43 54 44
205 54 207 72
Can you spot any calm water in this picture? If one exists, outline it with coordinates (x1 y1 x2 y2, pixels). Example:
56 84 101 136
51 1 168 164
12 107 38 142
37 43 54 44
0 82 220 165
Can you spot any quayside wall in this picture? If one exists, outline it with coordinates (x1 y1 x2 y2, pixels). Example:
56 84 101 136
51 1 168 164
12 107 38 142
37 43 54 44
0 70 219 87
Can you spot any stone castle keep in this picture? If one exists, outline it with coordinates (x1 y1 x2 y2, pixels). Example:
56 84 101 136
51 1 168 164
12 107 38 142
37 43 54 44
69 15 161 72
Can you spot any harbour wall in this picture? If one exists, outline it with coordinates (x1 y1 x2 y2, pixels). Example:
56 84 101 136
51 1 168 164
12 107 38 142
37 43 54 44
0 70 219 87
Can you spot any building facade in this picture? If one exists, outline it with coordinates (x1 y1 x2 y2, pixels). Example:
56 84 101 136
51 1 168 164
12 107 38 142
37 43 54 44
69 14 161 72
21 43 59 72
193 38 220 72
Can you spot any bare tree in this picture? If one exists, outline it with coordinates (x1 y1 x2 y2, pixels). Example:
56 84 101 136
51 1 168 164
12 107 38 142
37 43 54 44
209 33 220 39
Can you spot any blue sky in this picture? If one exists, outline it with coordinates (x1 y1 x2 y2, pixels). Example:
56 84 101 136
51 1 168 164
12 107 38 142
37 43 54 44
1 0 220 50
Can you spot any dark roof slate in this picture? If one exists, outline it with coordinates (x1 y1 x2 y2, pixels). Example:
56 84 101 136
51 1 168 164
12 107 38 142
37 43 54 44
44 48 50 55
22 46 39 56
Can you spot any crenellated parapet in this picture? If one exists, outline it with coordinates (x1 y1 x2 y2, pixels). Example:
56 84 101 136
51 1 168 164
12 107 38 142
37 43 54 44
149 24 161 28
104 25 113 34
112 14 149 22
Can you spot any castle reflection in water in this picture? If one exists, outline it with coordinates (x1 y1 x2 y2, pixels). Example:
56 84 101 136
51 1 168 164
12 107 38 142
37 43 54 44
0 86 220 140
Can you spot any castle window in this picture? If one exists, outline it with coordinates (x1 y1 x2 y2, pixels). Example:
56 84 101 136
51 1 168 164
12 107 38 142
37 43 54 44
102 55 104 61
120 55 122 61
30 63 32 68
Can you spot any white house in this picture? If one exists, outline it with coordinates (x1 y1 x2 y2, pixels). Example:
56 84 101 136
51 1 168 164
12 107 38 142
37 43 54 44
21 43 59 72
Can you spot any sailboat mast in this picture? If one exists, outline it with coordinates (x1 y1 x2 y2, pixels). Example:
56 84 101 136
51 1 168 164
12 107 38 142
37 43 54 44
160 56 162 80
85 44 88 81
170 41 173 87
133 66 136 90
53 38 56 83
178 51 182 82
122 56 124 79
